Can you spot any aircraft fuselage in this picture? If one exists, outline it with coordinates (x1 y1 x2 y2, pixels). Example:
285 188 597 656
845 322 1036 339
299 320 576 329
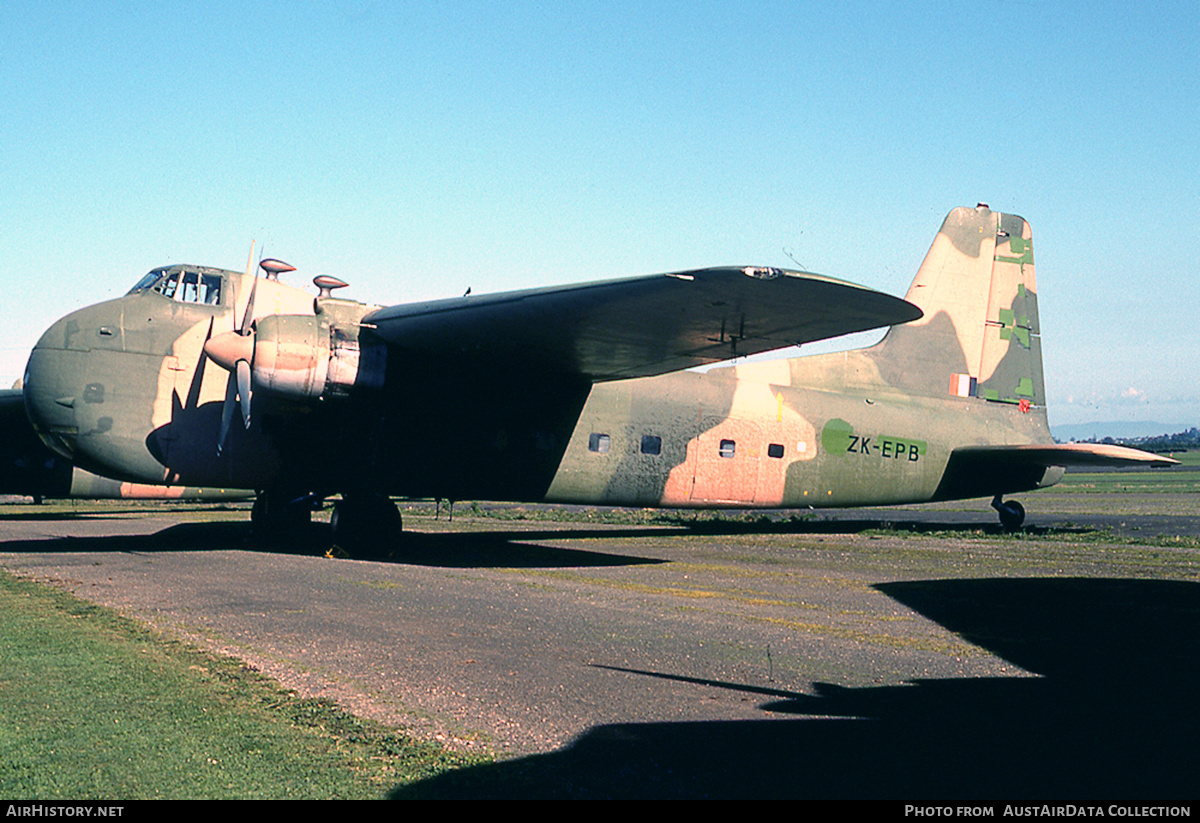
547 356 1062 509
22 268 1060 509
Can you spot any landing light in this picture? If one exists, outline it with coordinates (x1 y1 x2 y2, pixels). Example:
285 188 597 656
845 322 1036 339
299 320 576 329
742 266 781 280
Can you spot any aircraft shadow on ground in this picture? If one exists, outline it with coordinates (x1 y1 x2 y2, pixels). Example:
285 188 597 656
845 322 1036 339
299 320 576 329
0 520 669 569
0 513 1092 567
375 517 1093 568
392 577 1200 799
0 504 247 522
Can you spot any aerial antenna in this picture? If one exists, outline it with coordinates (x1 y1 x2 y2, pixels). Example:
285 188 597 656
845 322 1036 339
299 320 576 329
783 228 808 271
782 245 808 271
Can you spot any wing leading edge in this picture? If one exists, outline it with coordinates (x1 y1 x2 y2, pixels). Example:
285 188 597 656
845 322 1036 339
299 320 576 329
365 267 923 381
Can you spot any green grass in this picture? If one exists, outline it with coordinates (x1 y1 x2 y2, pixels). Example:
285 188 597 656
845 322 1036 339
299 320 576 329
0 570 486 799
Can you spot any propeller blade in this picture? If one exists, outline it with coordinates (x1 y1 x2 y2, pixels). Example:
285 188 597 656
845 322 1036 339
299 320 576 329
236 359 252 429
215 241 264 455
238 274 258 335
217 371 238 455
243 240 256 279
234 241 260 335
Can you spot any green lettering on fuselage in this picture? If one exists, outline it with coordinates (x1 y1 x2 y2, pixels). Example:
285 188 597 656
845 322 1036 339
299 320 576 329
821 419 925 462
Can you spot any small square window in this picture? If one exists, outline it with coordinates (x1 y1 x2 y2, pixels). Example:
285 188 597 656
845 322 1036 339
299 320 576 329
719 439 736 459
767 443 785 459
588 433 610 453
640 435 662 455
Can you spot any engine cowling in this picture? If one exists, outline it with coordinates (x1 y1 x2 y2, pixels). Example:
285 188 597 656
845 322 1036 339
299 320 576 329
250 313 384 401
251 314 329 398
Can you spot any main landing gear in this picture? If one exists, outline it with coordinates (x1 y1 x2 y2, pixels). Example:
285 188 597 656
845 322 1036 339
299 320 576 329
250 489 314 549
331 493 403 556
251 489 404 556
991 495 1026 531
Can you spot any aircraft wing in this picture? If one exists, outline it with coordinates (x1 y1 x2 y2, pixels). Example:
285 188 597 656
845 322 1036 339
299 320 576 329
0 388 48 458
951 443 1178 468
365 267 922 381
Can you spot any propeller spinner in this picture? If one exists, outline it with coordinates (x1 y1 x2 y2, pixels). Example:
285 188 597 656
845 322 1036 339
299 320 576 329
204 256 295 453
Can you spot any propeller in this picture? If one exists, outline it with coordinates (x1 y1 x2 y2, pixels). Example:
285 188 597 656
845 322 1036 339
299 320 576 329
204 252 295 454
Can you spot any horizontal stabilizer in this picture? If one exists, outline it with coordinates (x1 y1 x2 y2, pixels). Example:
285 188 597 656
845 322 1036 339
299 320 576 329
952 443 1178 468
933 442 1177 501
367 267 922 381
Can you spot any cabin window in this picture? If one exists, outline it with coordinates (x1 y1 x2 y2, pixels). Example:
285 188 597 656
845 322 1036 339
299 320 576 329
767 443 785 459
640 435 662 455
588 433 610 453
719 439 736 459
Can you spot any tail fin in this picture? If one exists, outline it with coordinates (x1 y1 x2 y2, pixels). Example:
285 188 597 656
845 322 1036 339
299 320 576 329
869 205 1044 408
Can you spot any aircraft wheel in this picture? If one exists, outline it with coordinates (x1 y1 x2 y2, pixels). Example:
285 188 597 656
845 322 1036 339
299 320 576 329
991 496 1026 531
331 495 402 557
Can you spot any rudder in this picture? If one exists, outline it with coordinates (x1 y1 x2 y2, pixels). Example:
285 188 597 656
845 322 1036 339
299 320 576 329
869 205 1044 409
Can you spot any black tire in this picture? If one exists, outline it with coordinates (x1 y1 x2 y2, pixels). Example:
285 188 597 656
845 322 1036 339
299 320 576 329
997 499 1025 530
250 490 314 549
331 495 402 556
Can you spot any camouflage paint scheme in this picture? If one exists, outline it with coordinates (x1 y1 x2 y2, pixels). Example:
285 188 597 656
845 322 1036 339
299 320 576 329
21 207 1172 540
547 206 1069 509
549 206 1056 506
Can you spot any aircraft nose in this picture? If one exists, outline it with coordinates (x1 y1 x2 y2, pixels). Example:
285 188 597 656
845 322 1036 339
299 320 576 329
23 300 125 458
24 299 172 483
23 317 85 458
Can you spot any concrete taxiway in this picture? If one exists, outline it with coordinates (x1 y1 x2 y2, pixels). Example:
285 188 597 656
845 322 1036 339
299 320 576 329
2 493 1198 797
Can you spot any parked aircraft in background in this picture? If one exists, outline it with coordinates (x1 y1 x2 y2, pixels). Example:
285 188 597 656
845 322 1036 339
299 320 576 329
0 388 247 502
21 206 1172 549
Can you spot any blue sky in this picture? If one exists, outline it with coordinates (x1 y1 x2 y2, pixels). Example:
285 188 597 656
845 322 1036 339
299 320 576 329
1 1 1196 429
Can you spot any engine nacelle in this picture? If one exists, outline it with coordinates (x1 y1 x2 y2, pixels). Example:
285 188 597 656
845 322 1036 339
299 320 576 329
251 312 384 401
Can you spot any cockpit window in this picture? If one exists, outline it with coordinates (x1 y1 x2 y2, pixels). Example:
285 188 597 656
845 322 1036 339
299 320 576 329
128 270 164 293
157 271 180 299
177 270 222 304
129 267 222 305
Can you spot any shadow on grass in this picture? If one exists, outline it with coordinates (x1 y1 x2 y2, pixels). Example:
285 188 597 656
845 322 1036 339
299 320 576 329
393 577 1200 799
674 515 1090 538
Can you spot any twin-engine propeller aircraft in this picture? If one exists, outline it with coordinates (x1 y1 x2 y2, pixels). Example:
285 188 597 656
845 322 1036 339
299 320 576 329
22 205 1172 549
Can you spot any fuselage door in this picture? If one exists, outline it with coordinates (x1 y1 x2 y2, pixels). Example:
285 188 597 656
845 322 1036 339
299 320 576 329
689 416 761 504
